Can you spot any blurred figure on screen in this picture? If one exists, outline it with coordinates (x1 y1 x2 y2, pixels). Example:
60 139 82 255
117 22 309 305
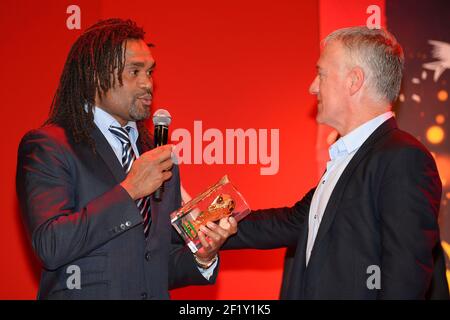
16 18 236 300
221 26 449 299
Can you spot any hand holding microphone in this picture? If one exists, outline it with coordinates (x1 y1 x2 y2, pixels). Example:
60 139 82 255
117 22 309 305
120 109 173 201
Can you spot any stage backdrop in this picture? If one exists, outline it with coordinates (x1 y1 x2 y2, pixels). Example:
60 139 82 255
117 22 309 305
0 0 448 299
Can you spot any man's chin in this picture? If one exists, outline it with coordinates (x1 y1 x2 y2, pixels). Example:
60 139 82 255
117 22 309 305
131 113 150 122
130 104 151 121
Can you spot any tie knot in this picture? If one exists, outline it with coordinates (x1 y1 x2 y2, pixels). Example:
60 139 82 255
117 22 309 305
109 126 132 145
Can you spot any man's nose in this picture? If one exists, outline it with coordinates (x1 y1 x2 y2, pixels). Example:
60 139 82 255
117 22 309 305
309 76 319 95
139 75 153 92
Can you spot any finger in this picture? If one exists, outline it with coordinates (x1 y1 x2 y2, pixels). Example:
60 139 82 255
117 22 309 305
159 158 174 171
144 145 165 156
156 148 173 163
218 217 237 232
162 170 173 181
200 225 221 243
228 217 238 234
155 144 174 152
218 217 231 229
144 144 173 161
158 144 174 155
198 230 211 249
206 221 229 238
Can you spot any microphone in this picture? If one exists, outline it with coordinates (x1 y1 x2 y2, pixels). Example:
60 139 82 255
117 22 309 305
153 108 172 201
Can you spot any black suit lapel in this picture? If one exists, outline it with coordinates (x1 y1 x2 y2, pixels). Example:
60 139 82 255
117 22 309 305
91 125 126 183
308 118 398 262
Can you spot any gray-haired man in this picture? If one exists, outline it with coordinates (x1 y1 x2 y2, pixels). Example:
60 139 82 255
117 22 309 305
222 26 449 299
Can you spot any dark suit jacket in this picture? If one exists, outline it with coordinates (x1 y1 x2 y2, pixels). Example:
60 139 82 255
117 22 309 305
224 118 449 299
16 124 215 300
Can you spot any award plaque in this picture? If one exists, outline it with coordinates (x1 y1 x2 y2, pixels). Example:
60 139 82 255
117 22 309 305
170 175 251 253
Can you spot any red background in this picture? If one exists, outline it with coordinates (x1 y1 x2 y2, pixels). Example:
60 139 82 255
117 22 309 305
1 0 389 299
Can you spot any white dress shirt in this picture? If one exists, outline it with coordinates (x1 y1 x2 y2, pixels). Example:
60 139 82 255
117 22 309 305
306 111 394 266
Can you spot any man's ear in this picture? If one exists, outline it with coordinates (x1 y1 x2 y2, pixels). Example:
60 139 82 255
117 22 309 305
348 66 365 96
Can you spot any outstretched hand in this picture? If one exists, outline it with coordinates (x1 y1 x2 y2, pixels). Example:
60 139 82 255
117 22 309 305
194 217 238 266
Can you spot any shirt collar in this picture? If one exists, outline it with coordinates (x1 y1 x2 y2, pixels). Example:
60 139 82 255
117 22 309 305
92 106 139 144
329 111 394 160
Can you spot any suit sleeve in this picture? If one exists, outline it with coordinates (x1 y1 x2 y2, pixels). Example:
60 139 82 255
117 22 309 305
16 130 143 271
378 147 442 299
168 244 217 290
222 188 315 250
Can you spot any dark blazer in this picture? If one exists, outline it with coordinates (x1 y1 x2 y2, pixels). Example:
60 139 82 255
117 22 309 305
16 124 215 300
224 118 449 299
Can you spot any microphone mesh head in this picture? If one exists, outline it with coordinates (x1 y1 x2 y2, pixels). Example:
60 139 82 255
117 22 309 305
152 109 172 126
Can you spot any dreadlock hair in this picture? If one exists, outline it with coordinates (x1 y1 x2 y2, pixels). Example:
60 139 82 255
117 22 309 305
46 18 153 152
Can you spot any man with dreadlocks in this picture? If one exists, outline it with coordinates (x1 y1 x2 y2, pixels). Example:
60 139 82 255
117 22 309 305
16 18 237 299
